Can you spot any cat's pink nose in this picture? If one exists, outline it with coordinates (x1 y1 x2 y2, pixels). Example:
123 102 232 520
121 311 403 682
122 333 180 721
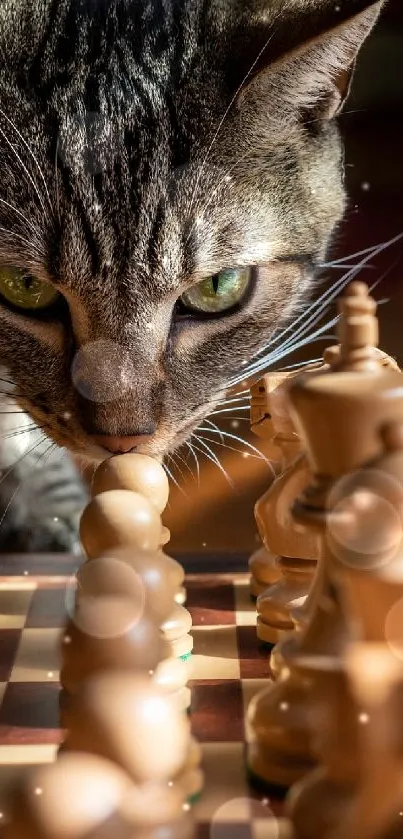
91 434 154 453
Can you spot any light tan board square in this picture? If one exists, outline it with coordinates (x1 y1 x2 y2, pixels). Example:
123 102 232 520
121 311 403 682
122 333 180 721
0 589 35 629
191 626 240 680
10 629 60 682
194 742 251 822
233 578 258 627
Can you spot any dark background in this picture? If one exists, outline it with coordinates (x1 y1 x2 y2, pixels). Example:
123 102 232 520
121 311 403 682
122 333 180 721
166 0 403 556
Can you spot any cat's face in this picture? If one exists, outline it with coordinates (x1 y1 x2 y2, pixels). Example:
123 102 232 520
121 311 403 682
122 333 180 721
0 0 383 460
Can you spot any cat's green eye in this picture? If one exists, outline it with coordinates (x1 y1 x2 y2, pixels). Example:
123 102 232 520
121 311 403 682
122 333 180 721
180 267 251 315
0 267 59 311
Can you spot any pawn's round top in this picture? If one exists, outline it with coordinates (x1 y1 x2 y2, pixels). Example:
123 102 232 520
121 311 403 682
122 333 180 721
4 752 131 839
64 673 190 784
92 454 169 513
80 491 162 559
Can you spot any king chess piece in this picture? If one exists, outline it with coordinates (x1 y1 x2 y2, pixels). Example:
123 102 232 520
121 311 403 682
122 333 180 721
246 282 403 792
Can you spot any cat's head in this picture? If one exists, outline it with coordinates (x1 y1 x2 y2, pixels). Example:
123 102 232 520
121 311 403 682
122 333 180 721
0 0 384 461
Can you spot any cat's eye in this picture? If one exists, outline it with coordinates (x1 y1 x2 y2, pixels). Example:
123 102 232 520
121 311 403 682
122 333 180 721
180 268 251 315
0 267 60 311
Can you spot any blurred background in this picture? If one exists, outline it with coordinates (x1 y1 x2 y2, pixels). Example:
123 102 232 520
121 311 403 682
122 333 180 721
166 0 403 560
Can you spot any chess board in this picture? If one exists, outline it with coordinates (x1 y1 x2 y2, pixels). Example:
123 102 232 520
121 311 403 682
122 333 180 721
0 552 292 838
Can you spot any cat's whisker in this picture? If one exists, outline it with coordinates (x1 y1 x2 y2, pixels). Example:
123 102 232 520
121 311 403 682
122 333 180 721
210 406 251 416
275 357 324 372
196 432 264 462
166 452 189 486
0 126 50 222
203 418 225 443
320 233 403 269
0 106 53 215
186 30 276 220
0 226 43 256
0 199 38 235
0 435 49 489
196 426 274 472
253 232 403 367
227 316 338 387
163 459 187 496
191 434 234 488
185 441 201 486
0 439 55 531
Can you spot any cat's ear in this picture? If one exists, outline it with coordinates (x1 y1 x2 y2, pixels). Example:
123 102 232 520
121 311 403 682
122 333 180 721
237 1 384 122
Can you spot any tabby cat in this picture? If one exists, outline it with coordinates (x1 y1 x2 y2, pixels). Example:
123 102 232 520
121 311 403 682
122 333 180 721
0 0 384 548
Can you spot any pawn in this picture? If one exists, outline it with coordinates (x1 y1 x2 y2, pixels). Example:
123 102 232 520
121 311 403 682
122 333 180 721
91 454 186 605
122 786 195 839
161 602 193 661
2 752 132 839
80 491 162 559
63 673 190 787
64 552 191 710
60 600 169 701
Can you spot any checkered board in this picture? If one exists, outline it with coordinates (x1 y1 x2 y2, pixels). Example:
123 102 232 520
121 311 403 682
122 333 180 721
0 553 292 838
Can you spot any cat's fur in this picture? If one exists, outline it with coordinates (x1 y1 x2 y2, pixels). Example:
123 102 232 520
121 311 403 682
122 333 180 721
0 0 385 548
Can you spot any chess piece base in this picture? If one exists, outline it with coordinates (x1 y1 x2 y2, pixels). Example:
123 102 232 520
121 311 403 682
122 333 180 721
286 767 355 839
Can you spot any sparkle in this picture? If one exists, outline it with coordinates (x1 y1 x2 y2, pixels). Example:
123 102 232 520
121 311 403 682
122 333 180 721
280 702 289 712
262 798 270 806
34 788 43 796
168 781 174 788
183 802 191 812
148 670 154 676
0 813 3 819
53 517 59 523
242 453 249 459
359 712 370 725
335 4 340 10
47 672 54 678
63 635 72 645
361 181 371 192
23 571 29 576
231 420 240 429
94 202 101 213
202 542 207 548
63 411 71 421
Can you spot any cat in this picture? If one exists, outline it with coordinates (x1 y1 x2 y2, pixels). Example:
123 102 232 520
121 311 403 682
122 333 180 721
0 0 385 549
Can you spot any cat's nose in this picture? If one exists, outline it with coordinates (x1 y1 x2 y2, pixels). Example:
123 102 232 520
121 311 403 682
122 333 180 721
91 434 155 453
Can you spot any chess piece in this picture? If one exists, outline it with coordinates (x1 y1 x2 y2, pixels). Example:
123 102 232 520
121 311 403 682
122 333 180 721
246 282 403 790
91 454 186 605
250 369 322 644
255 452 320 645
63 550 191 710
121 783 195 839
2 752 132 839
80 490 162 558
161 602 193 661
60 602 168 699
248 377 287 597
63 673 191 786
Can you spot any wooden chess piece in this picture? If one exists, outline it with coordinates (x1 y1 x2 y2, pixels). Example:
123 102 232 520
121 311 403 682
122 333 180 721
81 463 193 665
91 454 186 605
246 282 403 791
63 673 191 787
250 368 322 645
63 549 192 711
248 376 288 598
2 752 132 839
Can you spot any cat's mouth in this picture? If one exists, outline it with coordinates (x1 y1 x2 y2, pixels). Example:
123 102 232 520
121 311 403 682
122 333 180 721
16 395 216 464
